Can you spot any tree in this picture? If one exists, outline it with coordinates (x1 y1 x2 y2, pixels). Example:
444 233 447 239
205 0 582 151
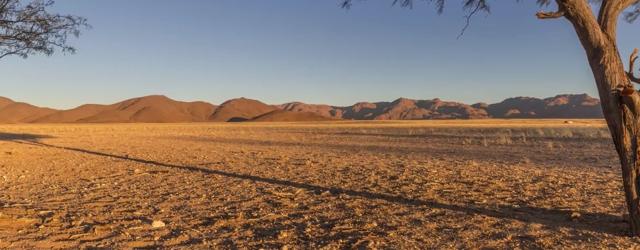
342 0 640 236
0 0 87 60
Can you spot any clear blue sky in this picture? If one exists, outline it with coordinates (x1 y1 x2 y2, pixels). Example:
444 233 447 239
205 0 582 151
1 0 638 109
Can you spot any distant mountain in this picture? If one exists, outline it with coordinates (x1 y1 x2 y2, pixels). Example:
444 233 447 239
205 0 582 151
250 110 334 122
210 98 277 122
280 98 490 120
278 102 343 119
487 94 602 118
367 98 488 120
280 94 602 120
34 95 216 123
0 97 58 123
0 93 604 123
0 97 13 109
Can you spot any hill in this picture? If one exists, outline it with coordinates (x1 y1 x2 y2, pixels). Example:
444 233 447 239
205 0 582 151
278 102 343 119
280 98 489 120
0 100 58 123
0 93 605 123
35 95 216 123
487 94 602 118
0 97 14 109
250 110 336 122
209 98 277 122
366 98 488 120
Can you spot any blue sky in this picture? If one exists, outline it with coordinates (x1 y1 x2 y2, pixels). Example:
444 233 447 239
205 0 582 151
1 0 638 109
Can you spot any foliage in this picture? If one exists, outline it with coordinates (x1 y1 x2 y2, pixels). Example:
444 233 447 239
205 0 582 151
0 0 88 59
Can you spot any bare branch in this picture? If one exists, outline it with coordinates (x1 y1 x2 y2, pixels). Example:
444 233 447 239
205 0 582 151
457 0 486 39
628 48 640 84
597 0 639 39
624 2 640 22
340 0 490 38
536 10 565 19
0 0 88 60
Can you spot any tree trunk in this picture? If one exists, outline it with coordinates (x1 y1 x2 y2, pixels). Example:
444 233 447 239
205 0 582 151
590 49 640 236
559 0 640 235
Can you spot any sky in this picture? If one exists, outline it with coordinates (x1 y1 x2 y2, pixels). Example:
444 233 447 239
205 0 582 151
1 0 639 109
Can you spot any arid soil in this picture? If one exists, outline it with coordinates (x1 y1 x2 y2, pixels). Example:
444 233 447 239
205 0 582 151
0 120 637 248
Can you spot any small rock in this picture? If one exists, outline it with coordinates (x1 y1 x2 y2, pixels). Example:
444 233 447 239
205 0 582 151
38 211 54 217
152 220 166 228
570 212 581 220
93 225 112 235
277 230 290 239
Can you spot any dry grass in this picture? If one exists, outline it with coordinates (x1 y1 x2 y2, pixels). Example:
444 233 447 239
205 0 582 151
0 119 637 248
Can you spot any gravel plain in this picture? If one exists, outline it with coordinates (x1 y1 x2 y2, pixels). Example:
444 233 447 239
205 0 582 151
0 120 637 249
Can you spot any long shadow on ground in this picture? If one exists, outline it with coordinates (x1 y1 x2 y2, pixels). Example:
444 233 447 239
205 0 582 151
9 138 630 236
0 132 52 141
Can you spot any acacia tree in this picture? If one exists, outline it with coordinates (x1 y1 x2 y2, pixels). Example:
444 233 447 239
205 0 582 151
0 0 87 59
343 0 640 236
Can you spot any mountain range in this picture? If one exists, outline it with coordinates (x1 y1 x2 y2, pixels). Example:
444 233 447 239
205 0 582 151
0 94 603 123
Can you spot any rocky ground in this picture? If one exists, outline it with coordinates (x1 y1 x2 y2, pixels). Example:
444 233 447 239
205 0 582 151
0 120 637 249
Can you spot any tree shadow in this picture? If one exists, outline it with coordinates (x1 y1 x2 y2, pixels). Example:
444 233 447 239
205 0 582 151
0 132 52 142
10 139 630 236
227 117 249 122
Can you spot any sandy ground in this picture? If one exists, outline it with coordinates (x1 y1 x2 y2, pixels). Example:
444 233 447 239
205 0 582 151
0 120 638 249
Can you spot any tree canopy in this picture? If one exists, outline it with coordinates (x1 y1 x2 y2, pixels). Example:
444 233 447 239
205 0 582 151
341 1 640 25
0 0 88 59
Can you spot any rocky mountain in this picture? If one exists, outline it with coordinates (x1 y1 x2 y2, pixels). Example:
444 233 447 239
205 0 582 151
0 93 604 123
249 110 334 122
278 102 343 119
280 98 490 120
487 94 602 118
280 94 602 120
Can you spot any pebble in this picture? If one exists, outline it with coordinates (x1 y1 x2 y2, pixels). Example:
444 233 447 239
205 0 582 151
152 220 166 228
570 212 581 220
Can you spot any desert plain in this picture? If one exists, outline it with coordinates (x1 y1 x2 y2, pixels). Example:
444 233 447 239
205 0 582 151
0 119 638 249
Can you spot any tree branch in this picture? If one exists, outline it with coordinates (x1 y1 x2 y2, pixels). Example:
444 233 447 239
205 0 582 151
0 0 87 60
629 48 640 84
556 1 607 54
457 0 487 39
598 0 639 40
536 10 565 19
